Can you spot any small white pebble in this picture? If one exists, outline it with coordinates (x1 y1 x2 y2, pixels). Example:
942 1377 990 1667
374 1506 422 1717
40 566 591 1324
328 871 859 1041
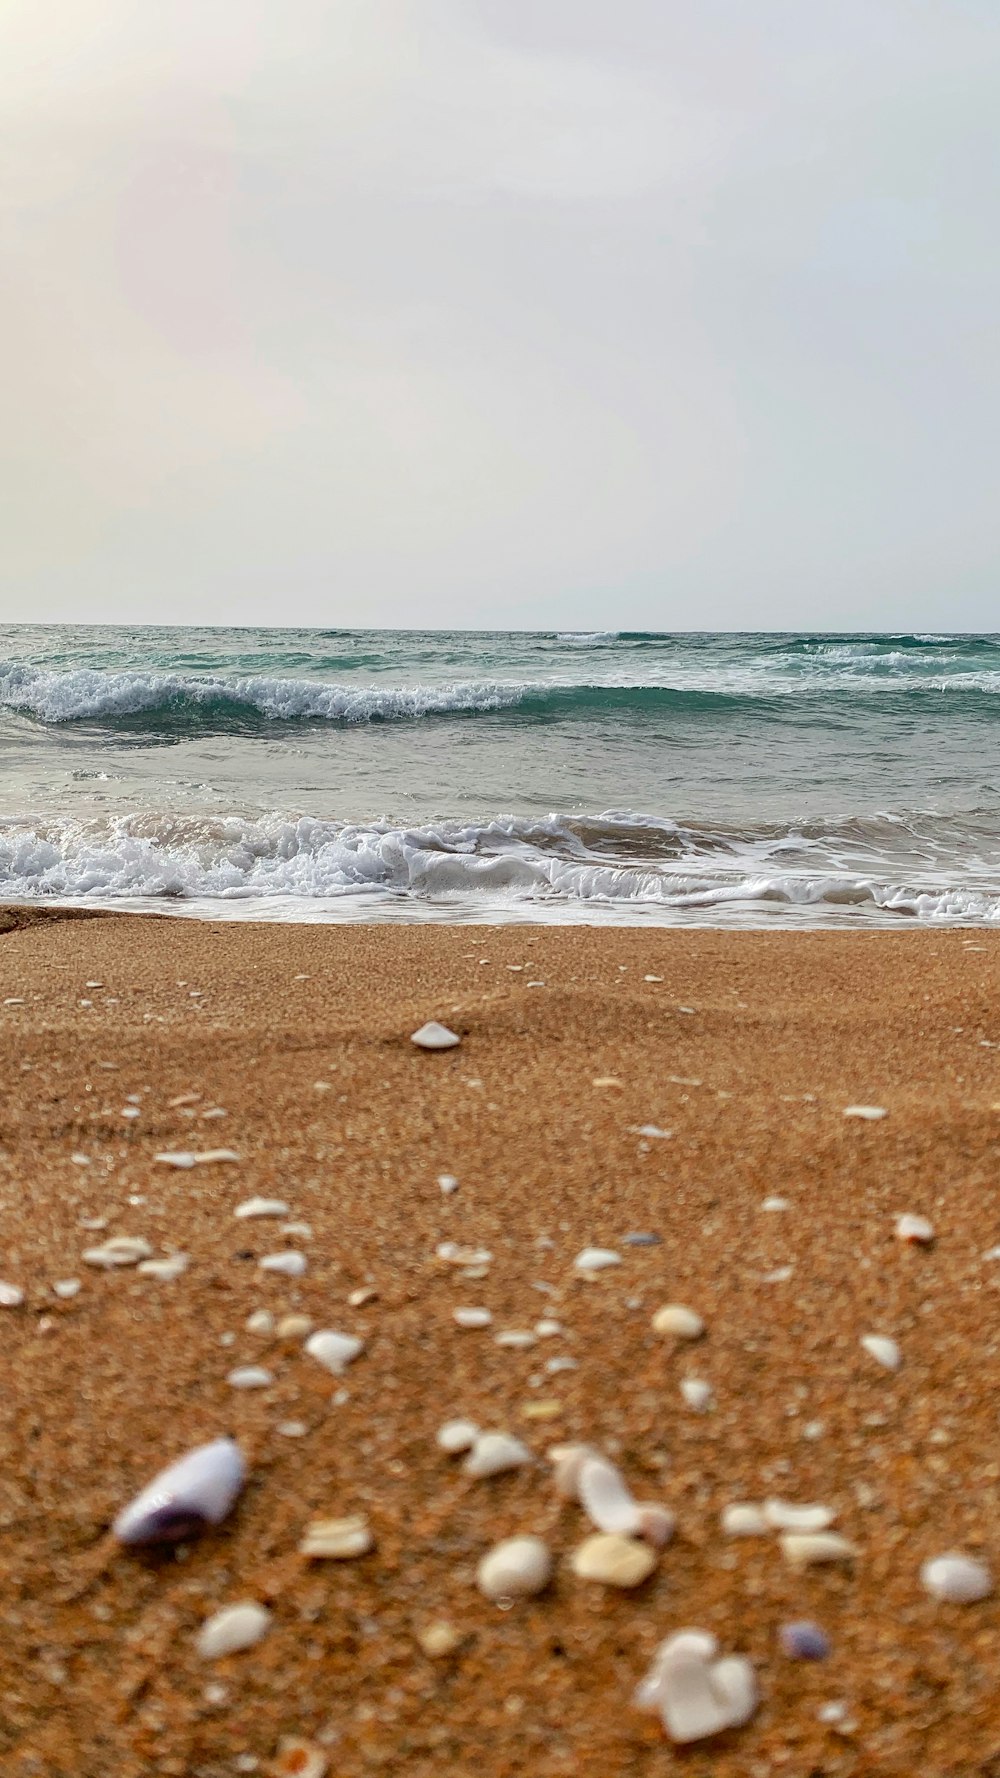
438 1174 459 1195
764 1499 836 1532
861 1334 901 1372
234 1198 290 1220
137 1254 190 1282
721 1503 769 1537
921 1552 993 1603
545 1355 578 1374
680 1377 713 1412
246 1309 275 1335
53 1279 81 1300
652 1304 704 1340
258 1252 307 1277
477 1535 552 1601
276 1421 308 1438
495 1330 536 1348
411 1021 461 1050
895 1213 934 1245
453 1307 492 1329
436 1419 480 1454
0 1282 24 1307
571 1532 657 1588
535 1319 564 1337
305 1330 364 1374
843 1105 887 1120
227 1367 274 1389
781 1532 857 1569
195 1602 271 1660
573 1247 621 1272
761 1196 789 1212
463 1431 531 1478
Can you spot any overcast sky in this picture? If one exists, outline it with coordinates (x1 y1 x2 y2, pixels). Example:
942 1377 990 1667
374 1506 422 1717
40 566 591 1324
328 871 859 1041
1 0 998 631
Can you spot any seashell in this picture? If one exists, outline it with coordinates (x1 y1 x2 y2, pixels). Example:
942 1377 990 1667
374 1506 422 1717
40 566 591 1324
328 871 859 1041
348 1287 377 1307
549 1442 600 1499
921 1552 993 1602
0 1281 24 1307
652 1303 704 1339
477 1534 552 1601
781 1531 857 1569
195 1601 271 1660
861 1334 901 1371
680 1377 713 1412
780 1620 831 1660
578 1454 643 1536
843 1105 887 1120
545 1355 578 1375
453 1307 492 1328
535 1319 564 1337
138 1254 189 1281
114 1436 245 1545
259 1252 307 1277
299 1514 373 1559
281 1222 312 1239
276 1313 313 1340
761 1196 789 1211
571 1532 657 1588
276 1420 307 1438
632 1503 676 1547
304 1330 364 1374
438 1174 459 1194
53 1279 82 1300
246 1309 275 1335
629 1126 672 1140
155 1150 240 1167
234 1198 290 1220
437 1418 480 1454
635 1631 757 1743
411 1021 461 1050
436 1242 493 1266
495 1330 537 1348
271 1737 328 1778
83 1236 153 1269
896 1213 934 1245
721 1503 769 1537
764 1498 836 1532
462 1431 532 1478
573 1248 621 1271
227 1366 273 1389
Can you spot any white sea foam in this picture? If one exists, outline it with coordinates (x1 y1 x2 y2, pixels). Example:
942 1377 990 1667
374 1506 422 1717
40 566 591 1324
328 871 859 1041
1 811 997 925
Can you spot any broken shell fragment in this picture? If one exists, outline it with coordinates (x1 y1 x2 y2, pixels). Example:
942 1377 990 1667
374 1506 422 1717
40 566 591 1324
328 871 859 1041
573 1247 622 1272
138 1254 189 1281
576 1453 673 1546
895 1213 934 1244
764 1499 836 1533
477 1535 552 1601
462 1431 532 1478
227 1366 273 1389
234 1198 290 1220
780 1620 831 1660
721 1503 769 1537
114 1437 245 1545
437 1418 480 1454
635 1631 758 1744
304 1330 364 1374
680 1377 713 1412
652 1303 704 1339
411 1021 461 1050
571 1532 657 1588
195 1601 271 1660
0 1282 25 1307
83 1236 153 1269
299 1514 373 1559
861 1334 901 1371
259 1252 308 1278
921 1553 993 1602
781 1532 857 1569
453 1307 492 1329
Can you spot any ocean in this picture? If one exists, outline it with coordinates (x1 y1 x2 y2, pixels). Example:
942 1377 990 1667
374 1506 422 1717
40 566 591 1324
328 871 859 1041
1 625 998 927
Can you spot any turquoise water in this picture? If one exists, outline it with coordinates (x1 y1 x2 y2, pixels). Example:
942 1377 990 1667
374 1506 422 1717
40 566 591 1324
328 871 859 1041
1 625 999 925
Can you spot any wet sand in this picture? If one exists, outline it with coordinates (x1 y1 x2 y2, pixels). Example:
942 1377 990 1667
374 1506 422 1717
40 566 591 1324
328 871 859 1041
2 912 1000 1776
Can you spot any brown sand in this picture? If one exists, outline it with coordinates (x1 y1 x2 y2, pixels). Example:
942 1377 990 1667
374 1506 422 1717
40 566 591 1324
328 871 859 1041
2 913 1000 1777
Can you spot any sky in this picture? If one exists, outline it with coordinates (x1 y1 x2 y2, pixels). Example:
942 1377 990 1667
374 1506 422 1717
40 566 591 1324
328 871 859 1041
1 0 998 632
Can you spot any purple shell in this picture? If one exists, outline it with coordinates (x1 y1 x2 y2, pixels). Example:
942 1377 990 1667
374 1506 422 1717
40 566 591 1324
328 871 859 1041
113 1437 245 1545
779 1620 830 1661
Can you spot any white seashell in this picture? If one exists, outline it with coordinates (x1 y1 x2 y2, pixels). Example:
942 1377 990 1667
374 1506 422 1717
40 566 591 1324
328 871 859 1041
630 1124 672 1139
535 1319 564 1337
861 1334 901 1371
571 1532 657 1588
545 1355 578 1375
843 1105 887 1120
436 1419 480 1454
438 1174 459 1194
652 1303 704 1339
227 1366 273 1389
258 1252 307 1277
304 1330 364 1374
721 1503 769 1537
281 1222 312 1239
0 1281 24 1307
348 1287 377 1308
549 1442 599 1499
436 1242 493 1266
246 1309 274 1335
635 1632 757 1743
578 1455 642 1536
781 1531 857 1568
83 1236 153 1268
761 1196 789 1211
453 1307 492 1328
764 1499 836 1532
477 1535 552 1601
114 1437 245 1544
53 1279 81 1300
155 1150 240 1167
495 1330 536 1348
299 1514 373 1559
195 1601 271 1660
462 1431 532 1478
921 1552 993 1603
234 1198 290 1220
411 1021 461 1050
896 1213 934 1245
138 1254 189 1281
680 1377 713 1412
573 1248 622 1271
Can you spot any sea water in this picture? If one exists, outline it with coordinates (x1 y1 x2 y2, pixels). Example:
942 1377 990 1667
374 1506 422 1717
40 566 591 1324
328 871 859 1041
1 625 998 926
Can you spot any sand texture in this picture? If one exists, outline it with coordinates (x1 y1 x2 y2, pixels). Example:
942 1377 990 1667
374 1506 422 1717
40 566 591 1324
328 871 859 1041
2 913 1000 1776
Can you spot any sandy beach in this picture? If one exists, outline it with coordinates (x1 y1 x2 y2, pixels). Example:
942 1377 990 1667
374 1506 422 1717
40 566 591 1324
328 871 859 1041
2 910 1000 1776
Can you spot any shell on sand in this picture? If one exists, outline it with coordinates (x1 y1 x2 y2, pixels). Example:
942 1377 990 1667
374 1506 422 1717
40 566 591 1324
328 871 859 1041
195 1601 270 1660
652 1303 704 1339
861 1334 901 1371
114 1437 245 1545
571 1532 657 1588
462 1431 531 1478
304 1330 365 1374
411 1021 461 1050
477 1535 552 1601
921 1553 993 1602
634 1631 758 1744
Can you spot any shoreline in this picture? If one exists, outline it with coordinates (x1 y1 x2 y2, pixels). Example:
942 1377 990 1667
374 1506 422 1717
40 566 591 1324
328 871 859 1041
2 914 1000 1774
